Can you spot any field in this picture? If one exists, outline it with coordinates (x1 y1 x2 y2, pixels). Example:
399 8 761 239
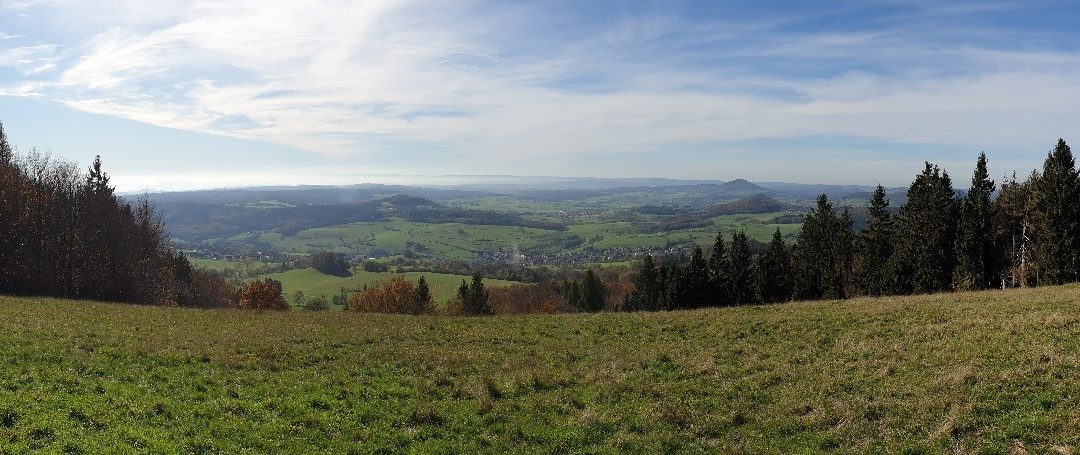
213 212 801 263
1 286 1079 452
261 268 520 307
186 258 520 307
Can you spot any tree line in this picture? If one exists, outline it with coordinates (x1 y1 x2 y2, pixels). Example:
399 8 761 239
623 139 1080 311
0 122 241 307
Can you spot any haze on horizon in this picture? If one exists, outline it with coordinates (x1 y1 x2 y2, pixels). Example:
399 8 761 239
2 0 1080 191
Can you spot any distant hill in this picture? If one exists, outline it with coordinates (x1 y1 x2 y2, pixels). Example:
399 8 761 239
716 179 772 196
703 194 797 216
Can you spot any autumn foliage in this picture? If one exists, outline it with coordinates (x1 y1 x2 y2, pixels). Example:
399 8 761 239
238 279 289 311
347 276 433 314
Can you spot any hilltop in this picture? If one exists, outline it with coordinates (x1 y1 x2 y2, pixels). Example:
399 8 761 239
0 286 1077 452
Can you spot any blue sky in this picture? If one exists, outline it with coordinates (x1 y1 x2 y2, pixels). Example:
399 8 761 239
1 0 1079 191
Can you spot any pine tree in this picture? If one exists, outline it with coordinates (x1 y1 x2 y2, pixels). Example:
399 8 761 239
954 153 997 290
581 269 606 312
625 255 660 311
414 275 432 314
729 231 754 304
835 209 855 295
659 262 680 311
0 121 12 165
793 194 846 300
680 247 710 309
1030 139 1080 285
855 186 894 296
756 228 792 303
891 162 958 294
469 273 491 315
707 232 731 306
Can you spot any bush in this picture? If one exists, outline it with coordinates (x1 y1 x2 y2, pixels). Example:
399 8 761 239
347 277 432 314
238 279 289 310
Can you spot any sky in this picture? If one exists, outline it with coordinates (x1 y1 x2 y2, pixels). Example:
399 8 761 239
1 0 1080 191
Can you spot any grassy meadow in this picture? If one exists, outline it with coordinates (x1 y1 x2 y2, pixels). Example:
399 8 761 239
1 286 1079 452
211 212 802 263
262 268 520 307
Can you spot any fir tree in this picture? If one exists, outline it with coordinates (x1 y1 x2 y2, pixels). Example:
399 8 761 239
1030 139 1080 284
793 194 846 299
855 186 894 296
954 153 997 290
756 228 792 303
729 232 754 304
892 162 958 294
625 255 660 311
581 269 606 312
681 247 710 309
707 232 731 306
414 275 432 314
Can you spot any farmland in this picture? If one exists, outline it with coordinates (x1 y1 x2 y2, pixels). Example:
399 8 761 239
1 286 1078 452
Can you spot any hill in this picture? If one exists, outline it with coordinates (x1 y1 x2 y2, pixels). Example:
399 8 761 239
703 194 797 216
0 286 1077 452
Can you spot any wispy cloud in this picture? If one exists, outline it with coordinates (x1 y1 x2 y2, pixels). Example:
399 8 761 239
1 0 1079 180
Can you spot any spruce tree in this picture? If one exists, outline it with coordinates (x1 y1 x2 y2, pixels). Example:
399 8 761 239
891 162 958 294
681 247 710 308
729 231 754 304
954 153 997 290
793 194 845 300
756 228 792 303
855 186 894 296
468 273 491 315
1030 139 1080 285
415 276 432 314
581 269 606 312
0 121 11 165
625 255 660 311
707 232 731 306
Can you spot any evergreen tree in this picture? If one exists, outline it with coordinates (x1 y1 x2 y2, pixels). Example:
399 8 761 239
1030 139 1080 285
835 209 855 295
625 255 660 311
756 228 792 303
954 152 997 290
0 121 11 164
793 194 847 300
468 273 491 315
855 186 894 296
415 276 432 314
891 162 958 294
729 231 754 304
707 232 731 306
581 269 606 312
680 247 710 308
659 262 680 311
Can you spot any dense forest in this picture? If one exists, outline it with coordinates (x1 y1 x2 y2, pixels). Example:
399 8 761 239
624 141 1078 311
0 122 237 307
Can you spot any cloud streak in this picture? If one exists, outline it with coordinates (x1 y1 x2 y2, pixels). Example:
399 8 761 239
1 0 1079 181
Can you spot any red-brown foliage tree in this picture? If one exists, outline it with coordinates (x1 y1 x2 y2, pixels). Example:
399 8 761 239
347 277 433 314
238 279 289 310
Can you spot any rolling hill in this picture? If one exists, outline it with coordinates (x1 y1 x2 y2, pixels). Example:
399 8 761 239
0 285 1077 452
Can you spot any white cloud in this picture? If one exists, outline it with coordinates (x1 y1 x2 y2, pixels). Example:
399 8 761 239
2 0 1080 177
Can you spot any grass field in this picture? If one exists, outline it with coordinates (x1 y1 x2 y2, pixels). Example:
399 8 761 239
260 267 520 307
1 286 1079 452
216 213 802 263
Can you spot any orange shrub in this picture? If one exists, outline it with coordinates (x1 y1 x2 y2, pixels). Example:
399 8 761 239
347 277 431 314
237 279 289 311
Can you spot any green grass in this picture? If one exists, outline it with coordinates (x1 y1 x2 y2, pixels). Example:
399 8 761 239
260 267 520 307
1 286 1079 452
